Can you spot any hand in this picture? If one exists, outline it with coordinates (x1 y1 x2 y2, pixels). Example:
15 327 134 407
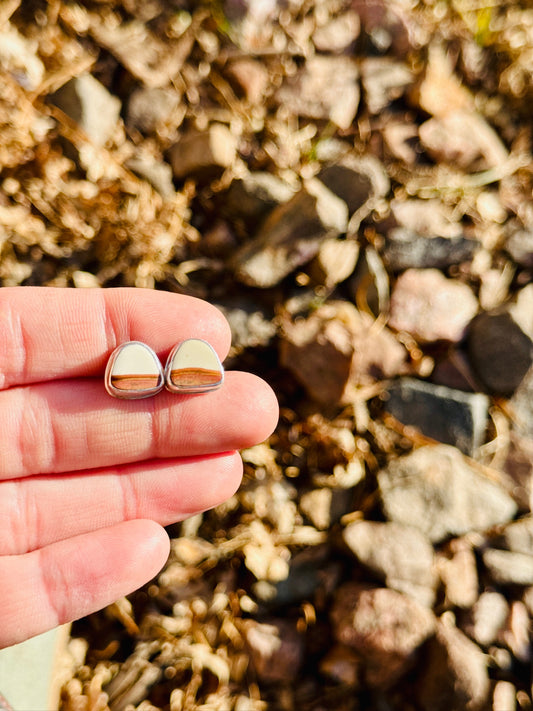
0 287 278 648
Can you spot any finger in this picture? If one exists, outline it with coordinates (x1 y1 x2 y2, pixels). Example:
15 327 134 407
0 452 243 555
0 287 231 389
0 520 170 649
0 372 278 479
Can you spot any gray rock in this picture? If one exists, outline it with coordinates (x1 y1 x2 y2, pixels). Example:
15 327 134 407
232 179 348 288
222 172 296 225
126 87 182 134
383 228 479 271
168 123 237 180
482 549 533 585
378 445 517 543
467 311 533 395
331 583 435 687
275 56 359 130
417 620 490 711
318 155 389 216
505 228 533 267
50 73 121 146
343 521 437 607
384 378 489 455
464 592 510 647
389 268 478 343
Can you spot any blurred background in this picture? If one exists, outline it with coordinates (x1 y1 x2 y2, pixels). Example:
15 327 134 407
1 0 533 709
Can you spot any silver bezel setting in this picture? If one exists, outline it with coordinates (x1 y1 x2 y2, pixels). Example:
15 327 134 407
104 341 164 399
164 339 224 394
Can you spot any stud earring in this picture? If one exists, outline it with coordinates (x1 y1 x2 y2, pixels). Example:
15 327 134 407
164 338 224 393
105 341 164 399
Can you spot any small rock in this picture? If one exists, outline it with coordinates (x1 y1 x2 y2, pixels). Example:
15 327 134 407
501 601 530 662
126 87 182 135
464 592 509 647
215 299 276 352
505 227 533 268
388 198 463 239
0 23 44 91
280 301 407 405
222 172 296 226
509 283 533 341
378 445 517 543
168 123 237 180
431 350 479 392
419 110 508 170
501 516 533 555
417 618 490 711
232 179 348 288
331 583 435 687
343 521 437 607
300 488 352 531
275 56 359 130
482 549 533 586
50 74 121 146
384 378 489 455
319 644 362 687
90 18 193 89
361 58 414 114
309 238 359 287
467 310 533 395
313 11 360 53
201 220 239 258
492 681 517 711
226 58 269 104
389 268 478 343
437 539 479 609
125 155 175 198
244 619 303 683
382 229 479 272
318 155 389 216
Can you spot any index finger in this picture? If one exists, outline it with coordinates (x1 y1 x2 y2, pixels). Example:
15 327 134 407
0 287 231 389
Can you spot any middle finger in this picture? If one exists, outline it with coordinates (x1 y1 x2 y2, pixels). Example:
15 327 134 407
0 372 277 479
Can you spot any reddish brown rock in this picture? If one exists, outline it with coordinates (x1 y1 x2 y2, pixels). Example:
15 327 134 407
280 301 407 405
331 583 435 687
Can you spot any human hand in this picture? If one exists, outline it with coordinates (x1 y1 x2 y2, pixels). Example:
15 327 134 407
0 287 278 648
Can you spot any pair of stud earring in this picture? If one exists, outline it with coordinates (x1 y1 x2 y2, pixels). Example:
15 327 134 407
105 339 224 399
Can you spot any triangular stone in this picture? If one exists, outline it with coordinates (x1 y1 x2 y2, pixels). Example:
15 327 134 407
165 339 224 393
105 341 163 399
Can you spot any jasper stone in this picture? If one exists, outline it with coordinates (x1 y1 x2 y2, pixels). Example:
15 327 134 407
106 342 163 399
165 339 224 393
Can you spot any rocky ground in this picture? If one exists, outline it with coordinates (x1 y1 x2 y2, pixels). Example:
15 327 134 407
1 1 533 709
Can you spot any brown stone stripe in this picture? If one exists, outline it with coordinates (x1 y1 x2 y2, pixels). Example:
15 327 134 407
111 374 161 390
170 367 222 387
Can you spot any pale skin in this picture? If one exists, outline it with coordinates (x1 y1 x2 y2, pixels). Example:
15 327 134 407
0 287 279 649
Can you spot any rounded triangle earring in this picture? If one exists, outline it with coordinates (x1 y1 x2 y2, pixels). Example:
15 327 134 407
105 341 164 399
164 338 224 393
